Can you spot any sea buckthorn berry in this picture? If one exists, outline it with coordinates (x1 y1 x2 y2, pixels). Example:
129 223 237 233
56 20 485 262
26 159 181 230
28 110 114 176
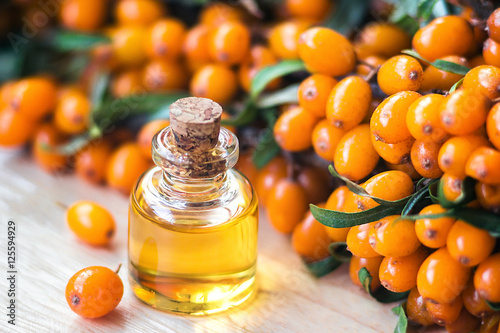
297 166 330 204
355 170 414 211
447 220 496 267
372 135 415 165
438 134 490 179
145 19 186 60
142 59 188 92
488 8 500 43
235 151 258 185
111 26 147 67
200 2 245 27
298 27 356 77
209 21 250 65
292 209 330 260
476 182 500 213
426 296 464 326
115 0 165 27
10 77 57 121
326 76 372 130
334 124 379 181
111 69 143 97
285 0 330 21
368 215 421 257
183 25 211 71
411 140 443 179
239 45 280 93
415 204 456 249
487 103 500 150
406 287 435 327
190 64 237 104
420 56 469 92
379 247 429 293
66 201 116 246
354 23 411 58
269 20 312 60
463 65 500 101
267 179 308 234
32 123 68 173
66 266 123 318
106 143 151 194
137 119 170 159
463 281 498 318
311 119 346 161
346 222 380 258
323 186 355 242
377 55 423 96
54 89 91 135
0 107 35 147
406 94 447 142
370 91 422 144
477 314 500 333
349 255 383 292
274 106 318 152
474 253 500 303
466 146 500 185
298 74 337 118
412 15 474 62
356 55 386 76
484 39 500 68
60 0 106 32
385 161 421 180
255 156 287 207
445 308 480 333
75 140 113 185
417 247 471 304
441 173 465 202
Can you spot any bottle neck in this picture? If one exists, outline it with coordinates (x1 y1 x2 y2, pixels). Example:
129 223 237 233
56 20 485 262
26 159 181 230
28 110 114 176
158 170 229 202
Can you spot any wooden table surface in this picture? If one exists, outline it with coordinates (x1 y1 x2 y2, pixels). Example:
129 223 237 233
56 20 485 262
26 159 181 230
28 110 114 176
0 151 442 333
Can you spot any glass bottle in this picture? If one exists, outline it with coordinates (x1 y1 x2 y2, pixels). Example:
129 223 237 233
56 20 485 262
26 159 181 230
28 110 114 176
128 97 258 315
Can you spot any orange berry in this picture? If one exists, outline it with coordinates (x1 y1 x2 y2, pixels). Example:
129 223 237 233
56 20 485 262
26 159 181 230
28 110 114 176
269 20 312 60
441 173 465 202
368 215 421 257
66 201 116 246
370 91 422 144
111 69 143 97
356 55 386 76
0 107 35 147
137 119 170 159
274 106 318 152
142 59 188 92
412 15 474 62
440 89 490 135
463 65 500 101
239 45 280 92
466 146 500 185
372 135 415 165
487 103 500 150
209 21 250 65
377 55 423 95
477 314 500 333
285 0 330 21
406 94 447 142
326 76 372 130
267 179 308 234
384 161 422 180
106 143 151 194
379 246 429 293
200 2 245 27
463 281 497 318
297 166 330 204
54 89 91 135
411 140 443 179
10 77 57 121
447 220 496 267
445 308 480 333
406 287 435 327
66 266 123 318
60 0 106 32
426 296 464 326
115 0 165 27
190 64 237 104
75 140 113 185
415 204 456 249
323 186 356 242
298 74 338 118
476 182 500 213
417 247 471 304
484 38 500 68
292 210 330 260
420 56 469 92
311 119 346 161
183 25 211 71
144 19 186 60
111 26 148 67
298 27 356 77
355 170 414 211
346 222 380 258
487 8 500 43
255 156 287 206
354 23 411 58
349 255 383 292
235 151 258 186
32 123 68 173
438 134 490 178
474 253 500 303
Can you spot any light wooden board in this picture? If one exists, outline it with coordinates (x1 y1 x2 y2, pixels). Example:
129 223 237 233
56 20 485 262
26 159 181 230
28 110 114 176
0 151 443 333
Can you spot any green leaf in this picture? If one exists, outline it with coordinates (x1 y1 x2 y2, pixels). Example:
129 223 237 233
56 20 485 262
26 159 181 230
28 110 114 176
322 0 370 35
223 102 258 127
50 30 110 51
401 179 439 216
358 268 410 303
250 60 306 101
392 302 409 333
449 78 464 93
486 300 500 311
256 83 299 109
437 177 476 209
402 49 470 75
252 109 280 169
417 0 439 21
428 181 440 203
89 71 110 109
304 255 342 278
392 15 420 36
329 242 352 262
56 125 102 155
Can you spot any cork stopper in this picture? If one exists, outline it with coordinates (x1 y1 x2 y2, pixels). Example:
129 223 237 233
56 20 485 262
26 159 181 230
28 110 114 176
170 97 223 153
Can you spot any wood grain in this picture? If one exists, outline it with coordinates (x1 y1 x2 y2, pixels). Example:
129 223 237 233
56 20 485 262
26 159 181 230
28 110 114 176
0 152 442 333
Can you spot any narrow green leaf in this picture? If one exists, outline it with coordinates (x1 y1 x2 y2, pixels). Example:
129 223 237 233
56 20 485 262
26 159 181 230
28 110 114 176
449 78 464 93
358 268 410 303
401 179 439 216
392 302 409 333
429 181 440 203
252 134 280 169
250 60 306 101
322 0 370 35
304 255 342 278
329 242 352 262
89 71 110 109
437 177 476 208
56 125 102 155
402 49 470 75
224 102 258 127
417 0 439 21
486 300 500 311
50 30 110 51
255 83 299 109
392 15 420 35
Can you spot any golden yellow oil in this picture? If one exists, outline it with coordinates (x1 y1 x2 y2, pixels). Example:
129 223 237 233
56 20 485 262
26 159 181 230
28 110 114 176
128 169 258 315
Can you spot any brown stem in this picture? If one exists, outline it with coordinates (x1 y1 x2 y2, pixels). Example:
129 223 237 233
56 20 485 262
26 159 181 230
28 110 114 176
115 263 122 275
